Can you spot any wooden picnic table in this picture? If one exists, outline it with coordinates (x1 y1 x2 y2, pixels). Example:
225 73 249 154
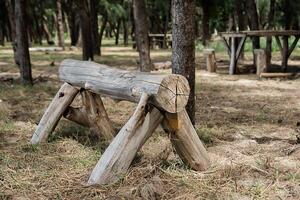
220 30 300 75
149 33 172 49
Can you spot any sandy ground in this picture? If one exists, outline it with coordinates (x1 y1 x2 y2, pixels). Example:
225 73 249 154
0 43 300 199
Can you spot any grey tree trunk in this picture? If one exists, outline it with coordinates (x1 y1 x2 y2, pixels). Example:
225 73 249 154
133 0 153 72
172 0 196 125
15 0 33 85
56 0 65 49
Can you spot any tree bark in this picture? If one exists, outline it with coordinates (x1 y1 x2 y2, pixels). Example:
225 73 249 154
123 18 128 46
246 0 260 49
201 0 210 46
15 0 33 85
172 0 196 125
90 0 100 55
266 0 275 68
56 0 65 49
133 0 153 72
79 0 93 61
115 18 121 45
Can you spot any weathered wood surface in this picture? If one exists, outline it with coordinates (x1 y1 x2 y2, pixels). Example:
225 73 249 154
203 49 217 73
162 110 210 171
254 49 267 76
31 83 79 144
88 93 164 185
59 59 190 113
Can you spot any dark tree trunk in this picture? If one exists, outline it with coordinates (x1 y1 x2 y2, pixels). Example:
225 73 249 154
163 0 171 49
283 0 292 30
246 0 260 49
15 0 33 85
266 0 275 68
90 0 100 55
172 0 196 125
68 12 80 46
115 18 121 45
123 18 128 46
79 0 93 61
4 0 18 64
201 0 210 46
99 13 108 56
133 0 153 72
56 0 65 49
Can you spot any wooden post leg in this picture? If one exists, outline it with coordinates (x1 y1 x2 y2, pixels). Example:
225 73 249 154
82 91 115 141
31 83 79 144
229 37 236 75
88 93 164 185
162 110 210 171
282 36 289 72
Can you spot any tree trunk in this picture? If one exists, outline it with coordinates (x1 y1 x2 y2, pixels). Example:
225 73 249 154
90 0 100 55
79 0 93 61
246 0 260 49
99 13 108 56
15 0 33 85
201 0 210 46
115 18 121 45
56 0 65 49
172 0 196 125
123 18 128 46
68 11 80 46
133 0 153 72
4 0 18 64
266 0 275 68
283 0 292 30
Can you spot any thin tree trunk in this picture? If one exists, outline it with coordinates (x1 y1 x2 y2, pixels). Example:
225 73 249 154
133 0 153 72
201 0 210 46
99 13 108 56
246 0 260 49
115 18 121 45
172 0 196 125
266 0 275 68
56 0 65 49
123 18 128 46
90 0 100 55
79 0 93 61
15 0 32 85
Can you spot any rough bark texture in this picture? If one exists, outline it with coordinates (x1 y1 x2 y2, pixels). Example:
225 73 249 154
172 0 196 125
31 83 79 144
90 0 100 55
266 0 275 68
79 0 93 60
59 59 190 113
56 0 65 49
88 94 164 185
133 0 153 72
246 0 260 49
15 0 33 85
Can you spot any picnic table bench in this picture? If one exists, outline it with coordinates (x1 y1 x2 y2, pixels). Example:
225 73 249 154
220 30 300 75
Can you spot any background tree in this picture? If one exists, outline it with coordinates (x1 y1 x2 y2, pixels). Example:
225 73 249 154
56 0 65 49
133 0 153 72
172 0 196 125
15 0 33 85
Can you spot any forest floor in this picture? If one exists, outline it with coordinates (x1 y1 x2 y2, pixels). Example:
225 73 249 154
0 41 300 199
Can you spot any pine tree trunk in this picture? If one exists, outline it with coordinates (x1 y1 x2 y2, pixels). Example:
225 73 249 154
266 0 275 68
115 18 121 45
90 0 100 55
56 0 65 49
246 0 260 49
133 0 153 72
15 0 32 85
79 0 93 61
201 0 210 46
172 0 196 125
123 18 128 46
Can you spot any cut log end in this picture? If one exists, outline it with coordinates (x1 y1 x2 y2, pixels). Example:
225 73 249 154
155 74 190 113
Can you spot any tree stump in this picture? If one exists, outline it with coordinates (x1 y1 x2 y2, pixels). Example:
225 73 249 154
203 49 217 73
254 49 267 76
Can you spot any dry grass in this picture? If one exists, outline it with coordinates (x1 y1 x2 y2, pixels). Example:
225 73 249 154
0 41 300 199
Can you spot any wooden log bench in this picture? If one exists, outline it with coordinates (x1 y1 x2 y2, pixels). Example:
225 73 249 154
30 59 210 185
